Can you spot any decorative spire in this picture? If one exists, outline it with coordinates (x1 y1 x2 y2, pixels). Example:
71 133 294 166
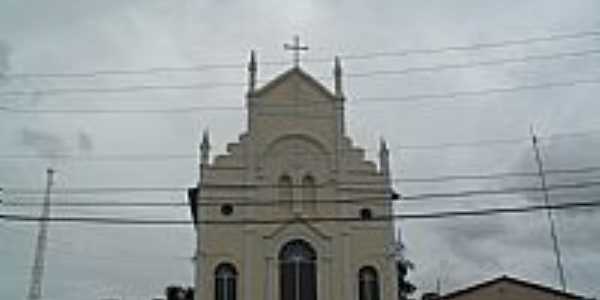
200 129 210 165
394 227 406 258
394 227 413 268
247 50 257 94
334 56 343 97
379 137 390 181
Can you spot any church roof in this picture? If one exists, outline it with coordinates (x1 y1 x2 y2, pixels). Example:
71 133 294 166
441 275 587 300
252 66 337 100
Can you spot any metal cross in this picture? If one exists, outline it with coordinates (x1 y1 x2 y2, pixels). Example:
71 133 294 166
284 35 309 67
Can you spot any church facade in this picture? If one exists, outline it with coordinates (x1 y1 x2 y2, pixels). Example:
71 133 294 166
190 49 402 300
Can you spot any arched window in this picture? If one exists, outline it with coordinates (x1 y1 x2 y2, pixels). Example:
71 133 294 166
215 263 237 300
359 266 380 300
279 174 293 211
279 239 317 300
302 175 316 211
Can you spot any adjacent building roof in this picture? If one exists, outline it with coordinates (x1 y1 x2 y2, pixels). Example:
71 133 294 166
441 275 588 300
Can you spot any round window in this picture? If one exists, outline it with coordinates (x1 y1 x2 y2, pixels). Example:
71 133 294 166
359 208 372 220
221 203 234 216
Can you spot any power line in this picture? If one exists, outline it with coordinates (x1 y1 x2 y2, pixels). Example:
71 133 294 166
0 225 192 263
2 165 600 196
335 29 600 60
343 48 600 78
2 76 600 113
4 28 600 80
3 180 600 206
1 199 599 225
0 127 598 161
357 77 600 103
401 165 600 183
0 153 198 161
0 82 246 97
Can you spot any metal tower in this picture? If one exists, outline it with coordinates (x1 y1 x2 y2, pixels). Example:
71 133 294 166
27 168 54 300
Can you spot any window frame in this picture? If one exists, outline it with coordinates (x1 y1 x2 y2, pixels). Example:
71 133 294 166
215 263 238 300
358 266 380 300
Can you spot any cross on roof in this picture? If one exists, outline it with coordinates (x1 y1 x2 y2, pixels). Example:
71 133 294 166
284 35 309 67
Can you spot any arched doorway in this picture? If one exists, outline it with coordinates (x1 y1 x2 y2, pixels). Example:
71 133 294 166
279 239 317 300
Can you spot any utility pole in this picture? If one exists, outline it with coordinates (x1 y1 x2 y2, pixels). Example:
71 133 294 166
530 127 567 292
27 168 54 300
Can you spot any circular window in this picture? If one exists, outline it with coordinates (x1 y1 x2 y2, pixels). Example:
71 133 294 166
221 203 234 216
359 208 372 220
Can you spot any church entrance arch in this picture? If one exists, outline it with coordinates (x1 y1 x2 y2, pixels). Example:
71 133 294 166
279 239 317 300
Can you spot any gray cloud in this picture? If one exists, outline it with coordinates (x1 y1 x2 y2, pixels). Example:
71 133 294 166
0 40 9 80
20 127 67 156
2 1 600 299
77 130 94 153
440 218 507 261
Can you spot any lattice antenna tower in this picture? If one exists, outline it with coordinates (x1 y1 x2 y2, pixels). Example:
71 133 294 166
27 168 54 300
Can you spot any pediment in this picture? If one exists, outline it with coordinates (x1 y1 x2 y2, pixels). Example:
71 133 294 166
252 67 337 100
263 218 332 241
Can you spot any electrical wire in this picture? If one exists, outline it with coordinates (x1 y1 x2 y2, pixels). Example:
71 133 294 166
343 48 600 78
4 28 600 80
2 76 600 113
0 128 598 164
335 29 600 61
2 164 600 194
1 199 599 225
0 225 192 262
3 180 600 207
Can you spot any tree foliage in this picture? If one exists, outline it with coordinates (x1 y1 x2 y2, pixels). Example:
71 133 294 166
165 285 194 300
397 260 416 300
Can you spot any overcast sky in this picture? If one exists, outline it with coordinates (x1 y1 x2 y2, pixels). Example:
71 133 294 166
1 1 600 299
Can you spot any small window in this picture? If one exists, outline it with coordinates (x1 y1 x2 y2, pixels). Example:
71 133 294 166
279 174 293 211
215 263 237 300
359 266 380 300
360 208 372 220
302 174 317 210
221 204 234 216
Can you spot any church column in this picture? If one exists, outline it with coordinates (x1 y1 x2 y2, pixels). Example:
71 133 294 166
243 229 256 300
341 232 352 300
265 255 275 300
195 251 206 300
322 255 333 300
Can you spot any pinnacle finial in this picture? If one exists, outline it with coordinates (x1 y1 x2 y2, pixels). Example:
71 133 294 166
200 129 210 165
334 56 343 97
379 137 388 153
379 137 390 179
248 50 257 94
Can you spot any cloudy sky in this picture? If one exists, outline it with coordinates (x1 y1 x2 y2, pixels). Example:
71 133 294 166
1 1 600 299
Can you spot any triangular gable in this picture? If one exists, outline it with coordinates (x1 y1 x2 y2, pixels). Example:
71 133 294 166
263 218 332 241
252 67 337 100
442 275 585 300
